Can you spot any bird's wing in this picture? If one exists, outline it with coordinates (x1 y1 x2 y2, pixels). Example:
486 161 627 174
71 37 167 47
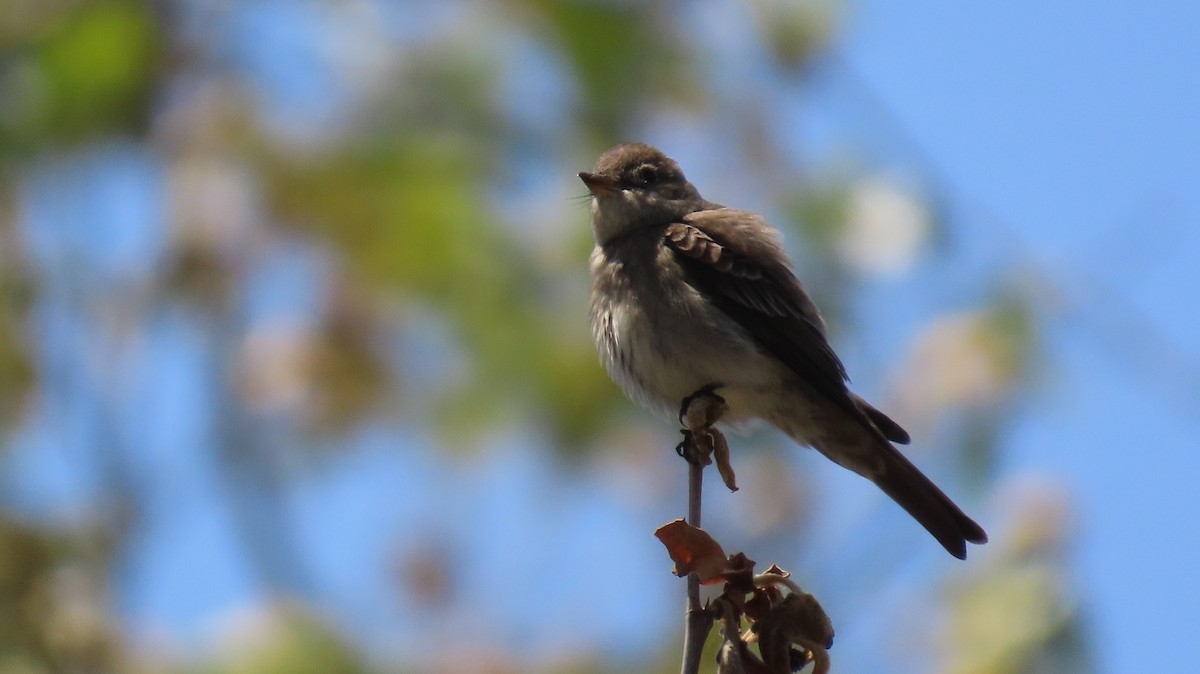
667 209 889 433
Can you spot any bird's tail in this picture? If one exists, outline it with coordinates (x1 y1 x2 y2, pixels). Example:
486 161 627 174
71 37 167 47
869 444 988 559
773 396 987 558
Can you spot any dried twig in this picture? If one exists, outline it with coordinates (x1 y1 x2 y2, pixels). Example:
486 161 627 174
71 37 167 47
676 389 727 674
662 389 831 674
680 446 714 674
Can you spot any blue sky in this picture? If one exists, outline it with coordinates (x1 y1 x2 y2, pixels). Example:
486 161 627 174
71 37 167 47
838 2 1200 672
4 2 1199 673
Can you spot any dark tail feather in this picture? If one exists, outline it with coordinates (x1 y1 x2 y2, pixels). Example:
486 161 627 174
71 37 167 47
873 447 988 559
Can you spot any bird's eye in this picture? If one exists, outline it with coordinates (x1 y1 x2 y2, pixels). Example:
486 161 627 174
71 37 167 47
636 165 659 186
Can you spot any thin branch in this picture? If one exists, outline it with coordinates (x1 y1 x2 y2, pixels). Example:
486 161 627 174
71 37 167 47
680 453 713 674
676 389 730 674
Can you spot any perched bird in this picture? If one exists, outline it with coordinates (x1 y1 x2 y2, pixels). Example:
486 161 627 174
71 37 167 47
580 142 987 559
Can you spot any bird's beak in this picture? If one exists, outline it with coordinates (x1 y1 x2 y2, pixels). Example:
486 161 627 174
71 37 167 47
578 171 618 195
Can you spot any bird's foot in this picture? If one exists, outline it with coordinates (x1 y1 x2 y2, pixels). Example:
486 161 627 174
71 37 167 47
678 383 725 429
675 387 738 491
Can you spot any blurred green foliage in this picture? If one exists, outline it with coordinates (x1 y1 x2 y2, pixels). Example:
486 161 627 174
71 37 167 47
195 610 369 674
0 515 121 673
0 0 159 160
0 263 33 425
520 0 691 139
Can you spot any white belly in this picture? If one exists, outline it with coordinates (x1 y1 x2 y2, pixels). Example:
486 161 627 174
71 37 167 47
591 280 785 426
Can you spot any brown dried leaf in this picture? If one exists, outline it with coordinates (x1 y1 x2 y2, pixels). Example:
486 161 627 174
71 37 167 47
717 639 775 674
744 588 773 624
753 592 835 674
761 564 789 578
654 519 728 583
711 427 739 491
807 646 831 674
715 596 772 674
679 429 715 466
721 552 757 593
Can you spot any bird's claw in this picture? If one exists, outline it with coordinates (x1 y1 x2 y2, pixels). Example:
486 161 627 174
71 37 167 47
675 386 738 490
678 384 727 432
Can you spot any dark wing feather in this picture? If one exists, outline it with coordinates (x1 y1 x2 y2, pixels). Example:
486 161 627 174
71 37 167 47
858 397 911 444
665 211 861 420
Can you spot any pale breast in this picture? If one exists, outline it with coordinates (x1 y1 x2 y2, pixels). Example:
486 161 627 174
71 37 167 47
589 240 784 422
589 247 657 409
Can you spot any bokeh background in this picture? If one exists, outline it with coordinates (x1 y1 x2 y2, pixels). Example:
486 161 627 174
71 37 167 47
2 1 1198 673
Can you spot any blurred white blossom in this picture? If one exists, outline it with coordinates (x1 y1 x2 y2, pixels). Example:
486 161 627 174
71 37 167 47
890 308 1026 428
237 323 316 414
836 177 930 277
937 476 1075 674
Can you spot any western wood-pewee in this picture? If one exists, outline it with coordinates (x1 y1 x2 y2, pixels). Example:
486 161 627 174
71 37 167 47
580 142 986 559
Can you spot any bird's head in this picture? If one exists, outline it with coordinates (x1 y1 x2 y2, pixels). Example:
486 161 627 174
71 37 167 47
579 143 704 245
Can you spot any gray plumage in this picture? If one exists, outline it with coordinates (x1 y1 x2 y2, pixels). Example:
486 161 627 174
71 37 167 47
581 142 987 559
